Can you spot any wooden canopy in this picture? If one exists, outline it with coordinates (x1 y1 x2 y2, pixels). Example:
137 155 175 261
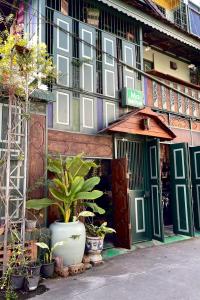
101 107 176 140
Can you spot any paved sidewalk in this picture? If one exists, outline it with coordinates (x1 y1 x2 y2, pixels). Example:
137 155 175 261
31 238 200 300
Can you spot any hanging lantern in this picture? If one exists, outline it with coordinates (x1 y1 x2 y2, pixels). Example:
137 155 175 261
152 0 180 10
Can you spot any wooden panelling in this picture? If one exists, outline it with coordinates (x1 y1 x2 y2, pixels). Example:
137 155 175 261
28 114 46 198
192 131 200 146
170 115 190 129
104 107 175 140
171 128 192 144
48 130 113 158
28 114 46 224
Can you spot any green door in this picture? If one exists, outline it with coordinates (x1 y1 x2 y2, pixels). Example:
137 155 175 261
148 139 164 242
116 138 151 243
170 143 194 236
190 146 200 230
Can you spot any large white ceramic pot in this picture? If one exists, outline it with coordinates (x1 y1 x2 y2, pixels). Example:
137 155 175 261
50 221 86 266
86 236 104 263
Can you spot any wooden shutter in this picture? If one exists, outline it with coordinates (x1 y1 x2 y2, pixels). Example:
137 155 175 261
79 23 96 93
122 41 135 90
148 139 164 242
102 33 117 98
170 143 194 236
112 158 131 249
190 146 200 230
53 12 72 130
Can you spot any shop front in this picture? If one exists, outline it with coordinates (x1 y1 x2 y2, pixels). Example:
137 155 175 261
103 107 200 248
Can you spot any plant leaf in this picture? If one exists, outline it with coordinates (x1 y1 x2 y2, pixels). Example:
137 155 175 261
82 177 100 192
35 242 49 250
49 187 66 202
75 190 103 200
70 176 84 195
85 202 105 215
51 241 65 252
26 198 55 210
78 211 95 218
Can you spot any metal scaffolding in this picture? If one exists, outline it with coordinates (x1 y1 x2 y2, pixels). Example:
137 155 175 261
0 86 29 272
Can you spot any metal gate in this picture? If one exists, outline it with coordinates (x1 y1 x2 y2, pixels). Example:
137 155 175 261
115 137 151 243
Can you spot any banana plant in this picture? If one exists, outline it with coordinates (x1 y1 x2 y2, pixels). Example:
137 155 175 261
35 241 64 263
26 155 104 223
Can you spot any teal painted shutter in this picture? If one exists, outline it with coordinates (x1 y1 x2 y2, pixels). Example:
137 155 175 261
190 146 200 230
170 143 194 236
102 33 117 98
79 23 96 93
122 41 135 90
148 139 164 242
53 12 72 130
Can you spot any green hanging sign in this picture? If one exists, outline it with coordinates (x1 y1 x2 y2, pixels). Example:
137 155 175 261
122 87 144 108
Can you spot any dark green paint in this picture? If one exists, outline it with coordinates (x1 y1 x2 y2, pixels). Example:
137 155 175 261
190 146 200 230
148 139 164 242
170 143 194 236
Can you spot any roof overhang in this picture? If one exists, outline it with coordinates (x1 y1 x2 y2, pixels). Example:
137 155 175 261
100 107 176 141
98 0 200 51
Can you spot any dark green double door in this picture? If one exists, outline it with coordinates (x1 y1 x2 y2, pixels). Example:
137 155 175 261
149 141 200 242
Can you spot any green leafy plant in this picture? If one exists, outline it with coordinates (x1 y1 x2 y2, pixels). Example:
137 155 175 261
0 229 28 296
35 241 64 263
86 222 116 239
26 155 104 223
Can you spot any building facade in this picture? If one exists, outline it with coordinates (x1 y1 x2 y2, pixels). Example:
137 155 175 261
1 0 200 249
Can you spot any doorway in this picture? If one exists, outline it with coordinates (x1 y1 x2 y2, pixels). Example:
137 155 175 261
115 137 151 244
160 144 174 238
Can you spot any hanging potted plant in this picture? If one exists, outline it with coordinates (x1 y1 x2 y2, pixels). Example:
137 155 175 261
35 241 64 278
85 222 116 263
26 155 104 267
86 8 100 27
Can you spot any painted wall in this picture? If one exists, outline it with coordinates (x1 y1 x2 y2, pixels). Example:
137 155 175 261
143 47 190 82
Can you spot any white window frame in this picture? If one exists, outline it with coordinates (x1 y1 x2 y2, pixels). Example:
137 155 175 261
57 19 69 53
105 70 115 97
105 102 116 127
104 38 114 66
56 92 70 125
83 97 94 129
82 29 93 59
125 75 135 90
57 54 69 86
82 63 94 92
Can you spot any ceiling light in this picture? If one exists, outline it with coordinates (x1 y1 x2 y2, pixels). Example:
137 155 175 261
145 46 151 52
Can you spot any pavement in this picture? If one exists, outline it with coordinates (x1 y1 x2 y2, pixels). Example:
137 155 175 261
30 238 200 300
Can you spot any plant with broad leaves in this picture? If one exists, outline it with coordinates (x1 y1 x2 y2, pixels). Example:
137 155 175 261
86 222 116 239
26 154 104 223
35 241 65 263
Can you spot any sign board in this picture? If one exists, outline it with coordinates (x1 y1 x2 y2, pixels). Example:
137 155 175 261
121 87 144 108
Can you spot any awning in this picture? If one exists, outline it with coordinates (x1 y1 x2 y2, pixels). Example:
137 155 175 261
98 0 200 50
100 107 176 140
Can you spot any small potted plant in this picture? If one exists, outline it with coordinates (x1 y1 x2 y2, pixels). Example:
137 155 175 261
25 261 41 291
1 230 28 292
36 241 64 278
85 222 116 263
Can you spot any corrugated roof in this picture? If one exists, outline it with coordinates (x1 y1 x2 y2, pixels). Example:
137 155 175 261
98 0 200 50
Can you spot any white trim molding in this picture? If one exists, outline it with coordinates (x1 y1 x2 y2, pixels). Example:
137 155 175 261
82 97 94 129
57 18 69 53
135 197 146 233
56 92 70 125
